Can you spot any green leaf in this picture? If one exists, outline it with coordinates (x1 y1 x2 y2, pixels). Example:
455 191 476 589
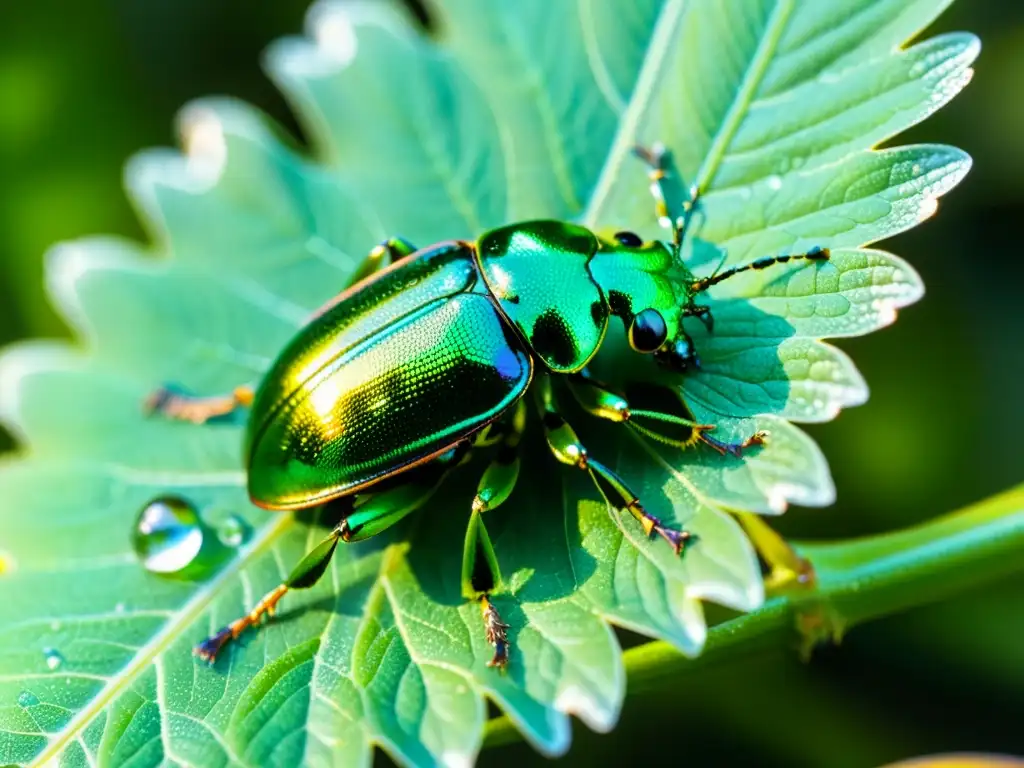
0 1 974 766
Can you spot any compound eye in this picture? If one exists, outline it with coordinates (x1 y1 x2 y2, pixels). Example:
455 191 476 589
613 231 643 247
628 308 668 353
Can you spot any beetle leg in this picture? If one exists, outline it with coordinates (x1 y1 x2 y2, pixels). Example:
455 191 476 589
194 497 355 662
195 450 463 663
462 509 509 669
471 401 525 514
307 236 420 323
564 374 808 588
533 375 693 554
143 384 255 424
632 142 701 246
461 401 525 669
148 236 421 423
683 304 714 333
735 511 816 593
566 373 767 457
346 236 418 288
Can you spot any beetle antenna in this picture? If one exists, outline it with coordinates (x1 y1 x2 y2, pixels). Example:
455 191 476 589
691 247 831 293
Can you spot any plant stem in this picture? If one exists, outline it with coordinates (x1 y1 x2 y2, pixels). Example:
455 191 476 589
483 482 1024 749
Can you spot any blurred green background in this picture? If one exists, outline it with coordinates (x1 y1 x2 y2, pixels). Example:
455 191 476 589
1 1 1021 766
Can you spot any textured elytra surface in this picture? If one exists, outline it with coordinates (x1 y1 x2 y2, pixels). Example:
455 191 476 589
0 1 974 766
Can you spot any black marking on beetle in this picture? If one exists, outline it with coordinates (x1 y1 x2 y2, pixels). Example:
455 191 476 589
496 443 518 465
614 231 643 247
470 536 497 594
542 411 566 431
531 310 578 369
590 300 608 329
607 290 631 318
807 246 830 260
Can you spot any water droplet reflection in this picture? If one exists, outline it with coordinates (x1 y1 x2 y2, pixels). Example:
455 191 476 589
132 496 204 575
43 648 64 671
216 515 249 548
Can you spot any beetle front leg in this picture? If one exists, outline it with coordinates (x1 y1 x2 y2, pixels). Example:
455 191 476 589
632 142 701 245
534 375 692 554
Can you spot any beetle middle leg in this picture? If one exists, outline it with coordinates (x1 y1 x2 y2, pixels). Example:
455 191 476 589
461 400 527 669
565 371 766 458
533 374 692 554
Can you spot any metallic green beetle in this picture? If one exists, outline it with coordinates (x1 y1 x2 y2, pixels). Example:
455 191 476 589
146 146 829 668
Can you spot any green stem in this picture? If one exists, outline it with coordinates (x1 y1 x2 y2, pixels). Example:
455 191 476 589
484 482 1024 749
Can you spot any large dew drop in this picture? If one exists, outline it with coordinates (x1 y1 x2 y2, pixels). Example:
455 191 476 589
132 496 205 575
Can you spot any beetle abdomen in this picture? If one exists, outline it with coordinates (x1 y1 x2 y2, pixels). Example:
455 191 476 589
247 293 533 509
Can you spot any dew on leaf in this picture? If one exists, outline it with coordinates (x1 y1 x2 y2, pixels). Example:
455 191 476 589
43 648 64 671
216 514 249 548
766 175 783 191
17 690 40 708
131 496 205 575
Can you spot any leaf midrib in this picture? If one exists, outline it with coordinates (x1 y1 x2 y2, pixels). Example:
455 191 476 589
584 0 795 226
31 511 295 766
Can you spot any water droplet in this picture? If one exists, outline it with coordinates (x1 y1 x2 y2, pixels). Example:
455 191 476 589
114 602 126 614
132 496 204 575
17 690 39 707
216 515 248 548
49 620 61 632
766 175 783 192
43 648 64 671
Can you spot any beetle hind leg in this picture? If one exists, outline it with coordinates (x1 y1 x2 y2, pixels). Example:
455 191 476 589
194 452 463 663
144 384 254 424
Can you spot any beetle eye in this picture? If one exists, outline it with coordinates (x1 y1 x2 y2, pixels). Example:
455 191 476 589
628 309 668 353
613 231 643 247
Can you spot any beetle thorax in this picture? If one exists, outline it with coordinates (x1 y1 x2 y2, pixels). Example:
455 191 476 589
475 220 609 373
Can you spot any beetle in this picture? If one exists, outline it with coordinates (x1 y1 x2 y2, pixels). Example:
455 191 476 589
145 145 829 668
